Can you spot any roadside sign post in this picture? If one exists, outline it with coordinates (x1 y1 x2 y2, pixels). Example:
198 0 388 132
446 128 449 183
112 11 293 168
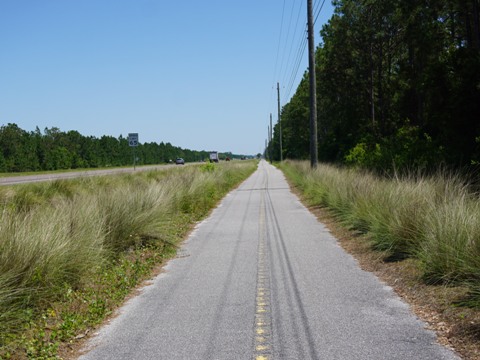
128 133 139 170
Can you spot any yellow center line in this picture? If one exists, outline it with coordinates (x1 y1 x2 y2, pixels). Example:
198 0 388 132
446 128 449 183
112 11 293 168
253 192 273 359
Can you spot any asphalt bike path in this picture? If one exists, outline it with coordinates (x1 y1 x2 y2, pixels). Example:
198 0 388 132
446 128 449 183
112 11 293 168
79 160 459 359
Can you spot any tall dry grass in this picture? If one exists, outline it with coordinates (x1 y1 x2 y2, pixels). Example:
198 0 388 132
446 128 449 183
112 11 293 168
0 161 257 346
280 160 480 293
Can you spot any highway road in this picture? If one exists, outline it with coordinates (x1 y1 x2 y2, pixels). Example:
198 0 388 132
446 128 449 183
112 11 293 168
79 160 459 360
0 164 178 186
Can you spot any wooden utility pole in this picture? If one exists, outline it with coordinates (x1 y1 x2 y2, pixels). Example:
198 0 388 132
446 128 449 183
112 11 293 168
307 0 318 168
267 125 270 162
269 113 273 163
277 82 283 162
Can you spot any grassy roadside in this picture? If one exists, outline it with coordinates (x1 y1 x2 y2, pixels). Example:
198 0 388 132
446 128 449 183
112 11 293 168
0 161 257 359
278 160 480 359
0 164 158 178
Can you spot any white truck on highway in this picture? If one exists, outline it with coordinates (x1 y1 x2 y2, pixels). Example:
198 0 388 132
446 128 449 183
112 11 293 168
209 151 219 163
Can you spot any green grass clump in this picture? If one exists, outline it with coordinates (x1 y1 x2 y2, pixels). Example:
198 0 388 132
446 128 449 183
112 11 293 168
199 162 216 173
0 160 257 358
279 160 480 296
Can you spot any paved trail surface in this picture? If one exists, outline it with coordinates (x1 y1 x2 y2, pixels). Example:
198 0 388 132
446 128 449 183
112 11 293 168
79 160 459 360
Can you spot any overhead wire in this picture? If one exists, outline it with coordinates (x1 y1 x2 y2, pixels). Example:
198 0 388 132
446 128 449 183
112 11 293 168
277 0 298 88
274 0 307 105
313 0 321 20
282 0 329 103
271 0 329 112
283 27 307 103
314 0 327 25
269 0 287 114
281 0 306 101
281 0 308 103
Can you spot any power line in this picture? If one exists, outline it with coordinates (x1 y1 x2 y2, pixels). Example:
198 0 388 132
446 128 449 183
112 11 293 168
271 1 306 107
280 4 309 103
308 0 318 168
278 0 298 86
271 0 287 92
270 0 329 119
280 0 305 90
314 0 327 25
268 0 287 121
282 0 328 103
283 28 308 103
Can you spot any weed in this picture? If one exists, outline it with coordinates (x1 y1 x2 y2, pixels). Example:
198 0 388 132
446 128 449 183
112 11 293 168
200 162 216 172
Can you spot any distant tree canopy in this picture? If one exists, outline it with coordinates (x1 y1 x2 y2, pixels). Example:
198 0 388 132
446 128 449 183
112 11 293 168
269 0 480 171
0 123 211 172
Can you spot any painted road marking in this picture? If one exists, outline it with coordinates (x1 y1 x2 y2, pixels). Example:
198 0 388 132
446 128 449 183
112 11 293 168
253 192 273 360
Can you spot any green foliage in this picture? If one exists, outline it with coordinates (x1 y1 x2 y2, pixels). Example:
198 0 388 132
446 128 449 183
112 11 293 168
199 162 216 172
472 136 480 165
270 0 480 171
0 124 220 173
345 123 444 171
344 142 382 168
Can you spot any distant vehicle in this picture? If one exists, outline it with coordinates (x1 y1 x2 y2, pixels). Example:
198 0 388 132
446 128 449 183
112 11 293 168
209 151 219 163
175 158 185 165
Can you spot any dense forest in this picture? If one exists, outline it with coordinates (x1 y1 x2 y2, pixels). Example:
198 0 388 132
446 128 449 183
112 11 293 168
0 123 212 172
270 0 480 171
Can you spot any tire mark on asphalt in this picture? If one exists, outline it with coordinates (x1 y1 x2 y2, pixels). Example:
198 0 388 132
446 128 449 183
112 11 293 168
252 170 274 360
202 164 263 357
114 174 252 356
264 167 320 360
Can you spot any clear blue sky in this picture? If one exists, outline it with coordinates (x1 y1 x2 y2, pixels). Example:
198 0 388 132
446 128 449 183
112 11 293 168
0 1 334 155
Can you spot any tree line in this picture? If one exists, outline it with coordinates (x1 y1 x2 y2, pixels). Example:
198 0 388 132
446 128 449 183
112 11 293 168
0 123 210 172
270 0 480 171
